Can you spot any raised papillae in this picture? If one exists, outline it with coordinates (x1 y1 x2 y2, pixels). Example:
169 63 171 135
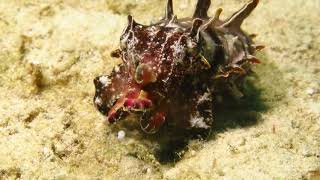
94 0 263 133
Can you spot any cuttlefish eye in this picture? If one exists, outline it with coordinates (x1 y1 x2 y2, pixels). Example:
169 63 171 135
134 63 157 85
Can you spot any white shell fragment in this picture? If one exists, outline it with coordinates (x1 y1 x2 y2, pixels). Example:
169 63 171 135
117 130 126 140
306 88 318 96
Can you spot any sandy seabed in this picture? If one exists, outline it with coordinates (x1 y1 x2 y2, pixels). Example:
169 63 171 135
0 0 319 179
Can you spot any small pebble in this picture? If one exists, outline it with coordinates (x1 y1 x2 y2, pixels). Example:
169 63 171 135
43 147 50 157
117 130 126 140
302 147 312 157
146 168 152 174
306 88 318 96
190 150 196 156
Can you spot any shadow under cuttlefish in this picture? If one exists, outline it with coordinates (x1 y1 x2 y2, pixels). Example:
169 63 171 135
106 54 288 164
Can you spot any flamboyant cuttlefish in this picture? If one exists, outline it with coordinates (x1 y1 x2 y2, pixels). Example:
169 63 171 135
94 0 263 134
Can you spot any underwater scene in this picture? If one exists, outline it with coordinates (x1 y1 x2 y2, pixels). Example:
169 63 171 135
0 0 319 179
